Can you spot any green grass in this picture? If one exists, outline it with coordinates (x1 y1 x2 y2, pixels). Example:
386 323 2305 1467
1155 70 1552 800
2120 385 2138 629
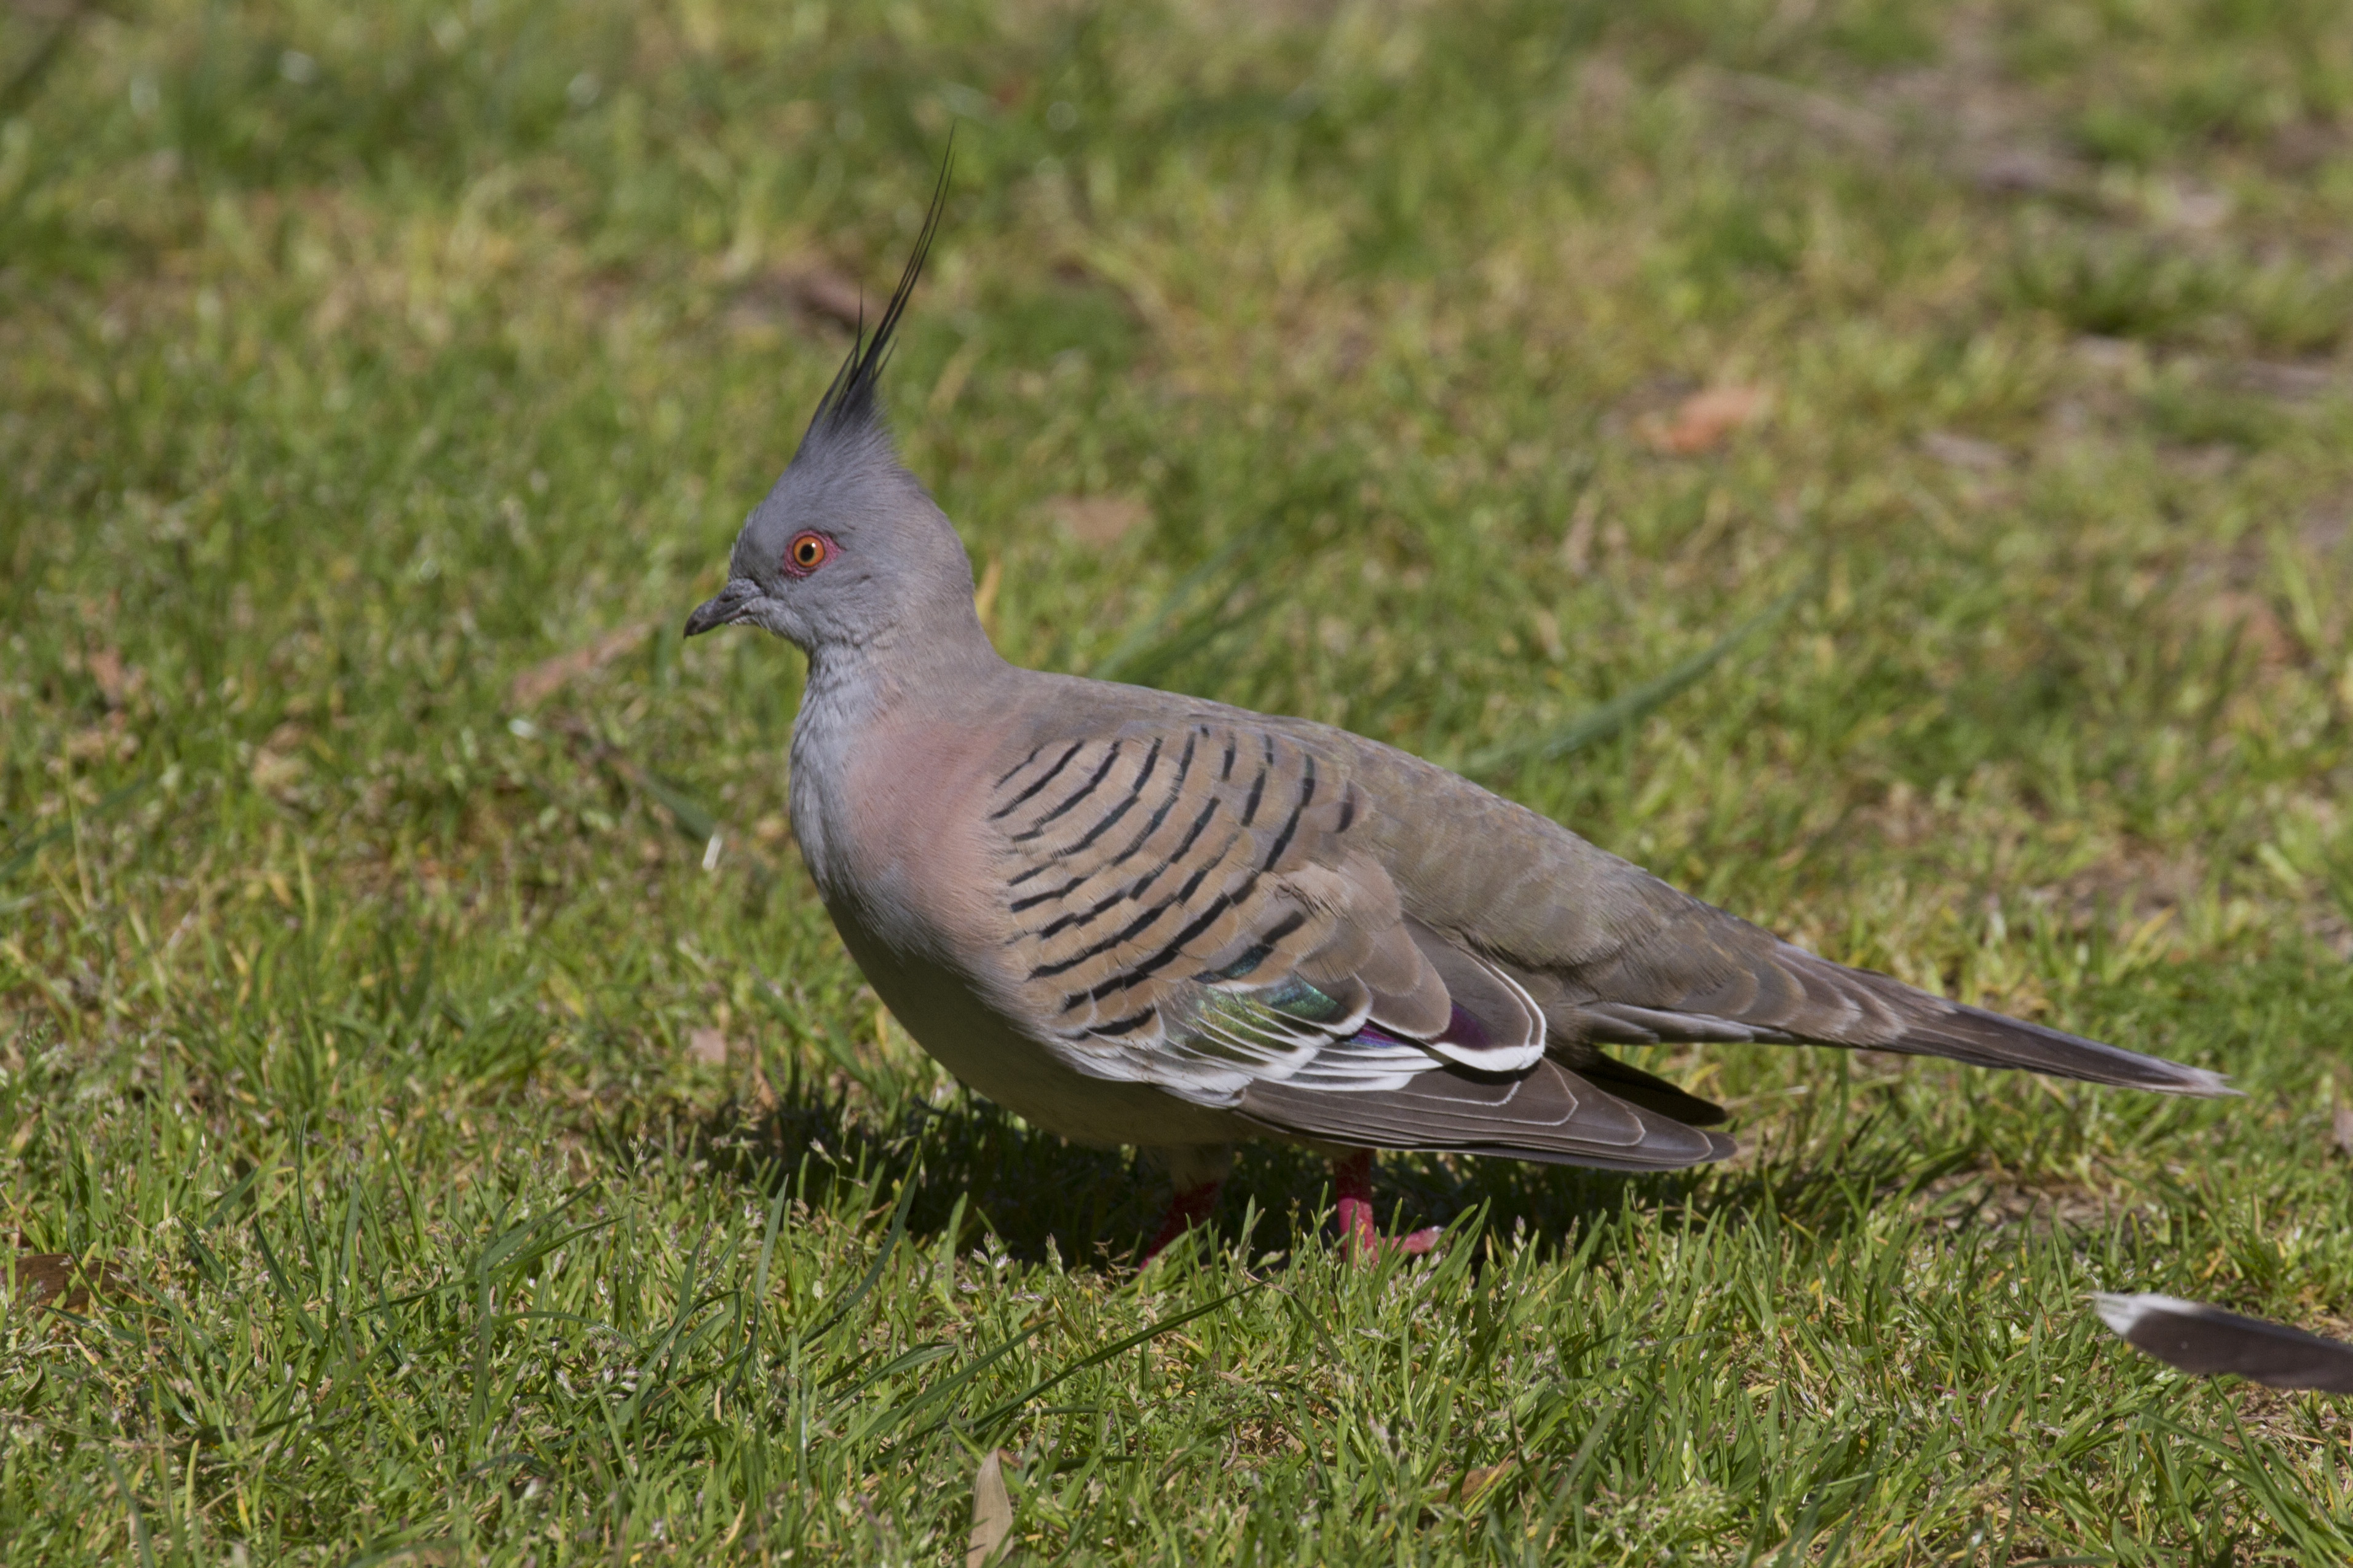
7 0 2353 1560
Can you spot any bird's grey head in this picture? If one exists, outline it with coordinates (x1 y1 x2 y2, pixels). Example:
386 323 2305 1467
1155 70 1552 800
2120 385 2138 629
684 172 978 661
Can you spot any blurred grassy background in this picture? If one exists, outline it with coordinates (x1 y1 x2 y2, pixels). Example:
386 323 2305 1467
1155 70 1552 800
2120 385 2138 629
6 0 2353 1561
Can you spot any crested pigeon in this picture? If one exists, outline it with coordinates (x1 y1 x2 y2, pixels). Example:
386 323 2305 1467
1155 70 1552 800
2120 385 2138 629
685 179 2231 1261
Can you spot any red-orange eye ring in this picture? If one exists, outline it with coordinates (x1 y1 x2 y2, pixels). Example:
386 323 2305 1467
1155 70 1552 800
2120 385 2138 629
783 531 832 577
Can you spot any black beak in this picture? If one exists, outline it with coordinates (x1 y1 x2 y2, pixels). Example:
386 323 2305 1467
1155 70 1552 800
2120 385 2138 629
684 578 760 637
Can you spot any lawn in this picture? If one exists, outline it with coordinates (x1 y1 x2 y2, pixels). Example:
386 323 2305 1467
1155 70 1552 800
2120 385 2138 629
6 0 2353 1560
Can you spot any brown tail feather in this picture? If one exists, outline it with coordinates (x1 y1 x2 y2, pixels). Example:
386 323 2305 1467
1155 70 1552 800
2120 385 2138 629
1883 1003 2234 1096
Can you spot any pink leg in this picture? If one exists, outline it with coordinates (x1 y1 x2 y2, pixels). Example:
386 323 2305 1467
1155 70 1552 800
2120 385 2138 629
1332 1151 1441 1259
1139 1180 1222 1264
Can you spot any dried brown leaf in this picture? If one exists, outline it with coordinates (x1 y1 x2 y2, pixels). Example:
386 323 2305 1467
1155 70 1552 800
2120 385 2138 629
1642 385 1770 455
2333 1105 2353 1158
7 1250 131 1314
2201 591 2293 668
1048 495 1151 549
791 266 867 328
967 1448 1014 1567
1455 1460 1514 1504
729 261 873 333
87 647 130 706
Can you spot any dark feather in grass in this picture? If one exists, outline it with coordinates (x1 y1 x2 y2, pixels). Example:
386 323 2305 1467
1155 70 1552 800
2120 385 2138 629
2095 1293 2353 1393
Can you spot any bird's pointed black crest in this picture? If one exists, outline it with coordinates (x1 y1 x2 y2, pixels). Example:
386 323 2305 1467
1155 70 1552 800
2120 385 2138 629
799 148 952 455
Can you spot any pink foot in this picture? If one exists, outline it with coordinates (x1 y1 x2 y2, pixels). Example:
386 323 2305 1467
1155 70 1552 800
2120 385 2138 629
1332 1151 1441 1259
1139 1180 1222 1264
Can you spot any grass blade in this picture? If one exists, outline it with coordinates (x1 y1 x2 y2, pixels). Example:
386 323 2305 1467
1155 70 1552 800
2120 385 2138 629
1461 580 1810 774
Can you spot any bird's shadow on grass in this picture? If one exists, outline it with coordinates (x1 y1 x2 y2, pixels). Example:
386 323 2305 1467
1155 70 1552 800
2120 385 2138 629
646 1077 1940 1273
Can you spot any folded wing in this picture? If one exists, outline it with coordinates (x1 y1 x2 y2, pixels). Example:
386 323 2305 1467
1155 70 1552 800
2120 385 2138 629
985 720 1726 1170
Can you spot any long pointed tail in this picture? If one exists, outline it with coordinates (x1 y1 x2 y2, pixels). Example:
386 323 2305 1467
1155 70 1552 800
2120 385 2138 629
1884 1003 2234 1097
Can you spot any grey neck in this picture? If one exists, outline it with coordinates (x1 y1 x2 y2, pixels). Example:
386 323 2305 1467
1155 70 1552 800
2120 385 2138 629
793 598 1006 756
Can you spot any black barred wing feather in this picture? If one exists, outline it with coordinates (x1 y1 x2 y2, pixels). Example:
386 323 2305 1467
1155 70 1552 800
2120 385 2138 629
986 722 1544 1106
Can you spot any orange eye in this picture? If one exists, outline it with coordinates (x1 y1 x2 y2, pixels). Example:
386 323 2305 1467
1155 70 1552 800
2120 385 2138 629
785 531 832 575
